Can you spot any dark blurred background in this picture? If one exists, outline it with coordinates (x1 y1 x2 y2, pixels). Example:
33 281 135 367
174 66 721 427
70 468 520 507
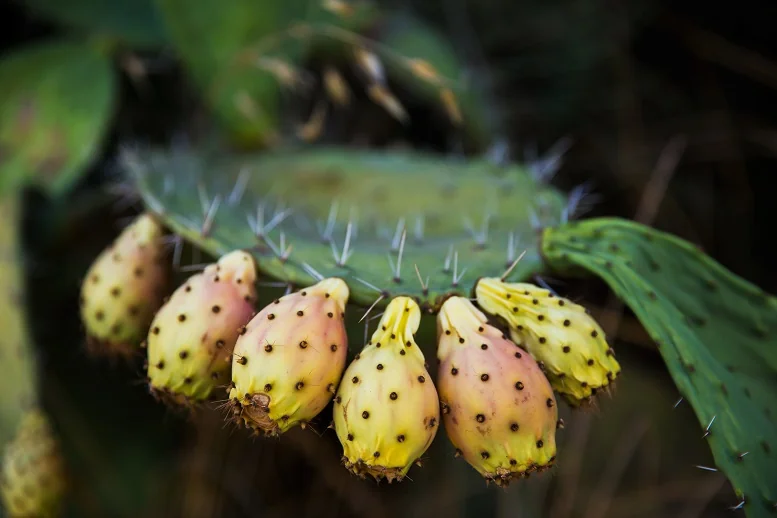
1 0 775 516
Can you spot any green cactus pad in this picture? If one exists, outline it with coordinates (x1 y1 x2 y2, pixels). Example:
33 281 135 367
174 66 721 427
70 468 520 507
0 40 116 196
127 147 568 310
155 0 378 147
542 218 777 517
374 13 493 149
0 195 38 447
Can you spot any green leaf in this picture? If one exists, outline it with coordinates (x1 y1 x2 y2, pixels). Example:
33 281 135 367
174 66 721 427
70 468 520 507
22 0 166 47
0 40 116 196
542 218 777 517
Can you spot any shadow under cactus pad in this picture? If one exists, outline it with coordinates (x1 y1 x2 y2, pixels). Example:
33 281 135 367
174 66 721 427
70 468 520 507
126 147 569 310
542 218 777 518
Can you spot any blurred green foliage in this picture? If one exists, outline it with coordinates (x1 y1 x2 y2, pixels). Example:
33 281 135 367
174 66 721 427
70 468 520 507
0 40 115 195
22 0 166 47
0 197 36 447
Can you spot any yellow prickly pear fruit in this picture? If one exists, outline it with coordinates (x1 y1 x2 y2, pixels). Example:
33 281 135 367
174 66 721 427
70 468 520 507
437 297 558 485
147 250 257 405
229 278 349 435
475 278 621 406
1 410 66 518
80 213 169 359
333 297 439 482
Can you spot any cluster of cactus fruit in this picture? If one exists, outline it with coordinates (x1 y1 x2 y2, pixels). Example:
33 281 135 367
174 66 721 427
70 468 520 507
78 210 620 484
6 149 776 516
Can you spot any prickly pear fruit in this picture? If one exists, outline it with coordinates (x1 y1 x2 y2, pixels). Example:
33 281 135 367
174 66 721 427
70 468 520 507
1 410 66 518
334 297 439 482
437 297 558 485
80 213 169 359
475 278 621 406
229 278 349 435
147 250 257 405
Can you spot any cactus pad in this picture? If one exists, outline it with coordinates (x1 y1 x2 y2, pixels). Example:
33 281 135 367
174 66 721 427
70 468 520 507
542 218 777 517
0 40 115 195
127 147 569 309
0 196 37 447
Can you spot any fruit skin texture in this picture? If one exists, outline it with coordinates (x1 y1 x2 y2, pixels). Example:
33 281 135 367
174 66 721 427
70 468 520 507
229 278 349 435
1 410 67 518
147 250 257 405
437 296 557 486
475 278 621 406
80 213 169 359
334 297 440 482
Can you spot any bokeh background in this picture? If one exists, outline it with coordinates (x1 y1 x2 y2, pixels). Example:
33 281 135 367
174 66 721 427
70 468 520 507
1 0 775 516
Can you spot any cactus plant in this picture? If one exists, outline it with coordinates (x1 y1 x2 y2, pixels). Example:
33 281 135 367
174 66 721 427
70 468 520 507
0 36 113 511
122 142 777 512
0 194 68 517
542 218 777 517
0 196 38 448
154 0 489 149
13 0 764 510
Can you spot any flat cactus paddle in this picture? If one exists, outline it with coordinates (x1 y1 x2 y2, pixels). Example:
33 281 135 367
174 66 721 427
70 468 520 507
542 218 777 518
0 193 69 516
0 195 38 447
127 147 570 310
